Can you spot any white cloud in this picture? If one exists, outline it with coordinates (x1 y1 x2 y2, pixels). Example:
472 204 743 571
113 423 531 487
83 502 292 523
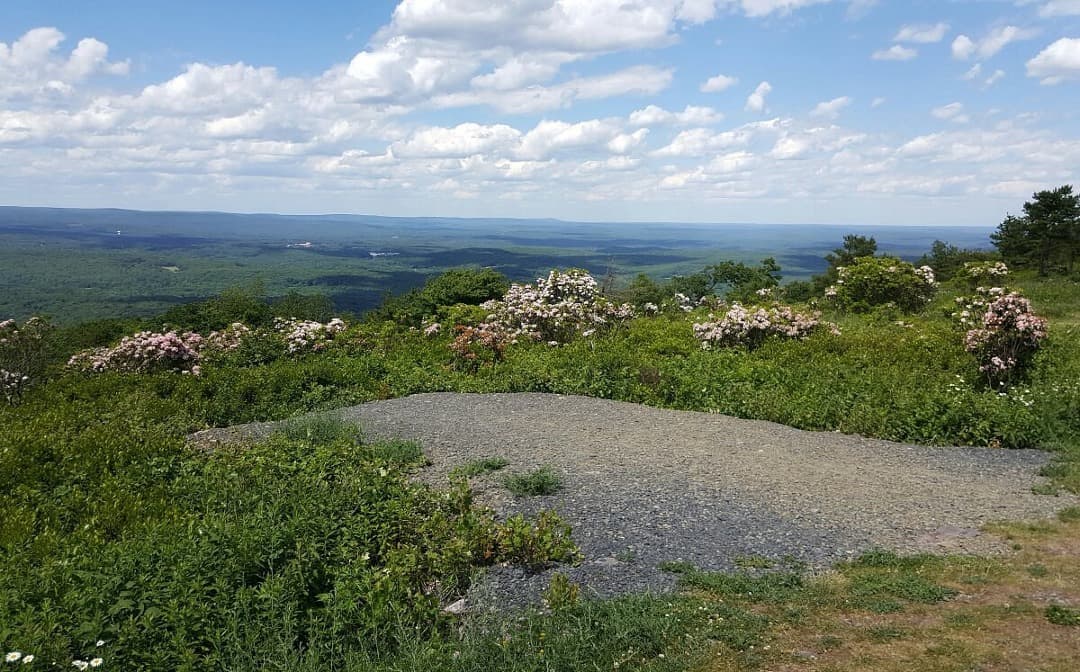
952 26 1038 61
517 119 623 159
391 122 522 158
1038 1 1080 17
700 73 738 92
431 65 674 114
770 135 811 159
984 69 1006 87
872 45 917 61
951 35 975 60
607 128 650 154
871 97 886 108
720 0 834 18
628 104 723 126
963 63 982 80
0 27 129 101
810 96 852 119
894 23 949 44
932 102 970 124
1027 38 1080 84
745 81 772 113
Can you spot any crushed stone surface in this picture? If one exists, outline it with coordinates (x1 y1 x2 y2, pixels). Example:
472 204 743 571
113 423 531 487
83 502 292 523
191 393 1075 611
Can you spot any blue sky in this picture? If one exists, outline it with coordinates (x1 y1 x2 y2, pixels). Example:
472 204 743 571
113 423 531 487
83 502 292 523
1 0 1079 225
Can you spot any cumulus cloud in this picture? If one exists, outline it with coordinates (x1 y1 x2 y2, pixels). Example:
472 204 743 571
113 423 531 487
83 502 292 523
810 96 852 119
0 27 129 101
872 45 917 61
745 81 772 113
893 23 949 44
629 104 723 126
700 73 738 92
1027 37 1080 84
951 26 1038 61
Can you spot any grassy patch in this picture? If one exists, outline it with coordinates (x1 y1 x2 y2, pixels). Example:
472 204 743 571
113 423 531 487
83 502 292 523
503 466 563 496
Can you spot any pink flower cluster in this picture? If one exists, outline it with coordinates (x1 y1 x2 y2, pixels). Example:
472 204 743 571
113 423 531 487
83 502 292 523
274 317 347 353
959 289 1048 385
693 303 825 350
68 330 205 375
481 269 635 345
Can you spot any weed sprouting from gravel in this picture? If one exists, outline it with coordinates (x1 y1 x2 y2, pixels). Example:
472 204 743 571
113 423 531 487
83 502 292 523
453 456 510 478
503 466 563 496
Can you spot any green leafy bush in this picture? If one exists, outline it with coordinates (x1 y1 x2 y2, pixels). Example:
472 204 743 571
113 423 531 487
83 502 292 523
829 256 937 313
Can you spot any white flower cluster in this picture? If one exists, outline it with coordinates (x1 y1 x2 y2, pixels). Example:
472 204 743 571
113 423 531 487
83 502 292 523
481 269 634 345
963 261 1009 281
693 303 825 350
274 317 347 353
203 322 251 352
1 368 30 405
913 265 937 286
68 330 205 375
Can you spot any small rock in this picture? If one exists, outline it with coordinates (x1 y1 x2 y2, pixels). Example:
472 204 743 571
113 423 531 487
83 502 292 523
443 599 469 615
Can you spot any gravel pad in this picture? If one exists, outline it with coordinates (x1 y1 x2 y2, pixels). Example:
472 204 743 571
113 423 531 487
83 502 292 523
191 393 1074 610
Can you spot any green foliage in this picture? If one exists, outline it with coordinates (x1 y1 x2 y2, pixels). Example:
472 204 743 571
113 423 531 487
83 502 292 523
0 317 54 404
831 256 936 313
543 573 581 611
826 234 878 269
493 511 581 567
916 240 999 282
161 283 273 332
992 185 1080 275
618 273 669 308
0 383 580 668
1045 605 1080 626
671 258 782 303
376 268 509 326
270 291 336 322
503 467 563 496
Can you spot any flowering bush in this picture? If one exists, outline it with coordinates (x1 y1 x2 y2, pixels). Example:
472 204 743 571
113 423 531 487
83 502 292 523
449 324 509 370
274 317 347 353
68 330 204 375
693 303 829 350
826 257 937 313
481 269 634 345
956 288 1048 387
203 322 252 352
959 261 1009 286
0 317 53 405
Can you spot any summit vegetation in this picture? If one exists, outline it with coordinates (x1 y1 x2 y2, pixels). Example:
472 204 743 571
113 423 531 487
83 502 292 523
2 190 1080 670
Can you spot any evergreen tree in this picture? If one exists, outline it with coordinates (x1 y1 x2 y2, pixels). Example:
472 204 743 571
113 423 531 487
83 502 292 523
992 185 1080 275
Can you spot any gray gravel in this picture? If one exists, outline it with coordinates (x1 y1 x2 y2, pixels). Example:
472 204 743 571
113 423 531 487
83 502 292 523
191 392 1075 611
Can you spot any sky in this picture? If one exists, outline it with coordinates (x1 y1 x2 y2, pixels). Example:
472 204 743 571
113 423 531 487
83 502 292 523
1 0 1079 226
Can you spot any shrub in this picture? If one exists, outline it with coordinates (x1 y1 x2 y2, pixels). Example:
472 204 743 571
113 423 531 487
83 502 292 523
692 303 830 350
828 256 937 313
449 324 509 371
957 260 1010 288
67 329 204 375
0 317 53 405
274 317 347 353
958 288 1048 387
482 269 635 345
